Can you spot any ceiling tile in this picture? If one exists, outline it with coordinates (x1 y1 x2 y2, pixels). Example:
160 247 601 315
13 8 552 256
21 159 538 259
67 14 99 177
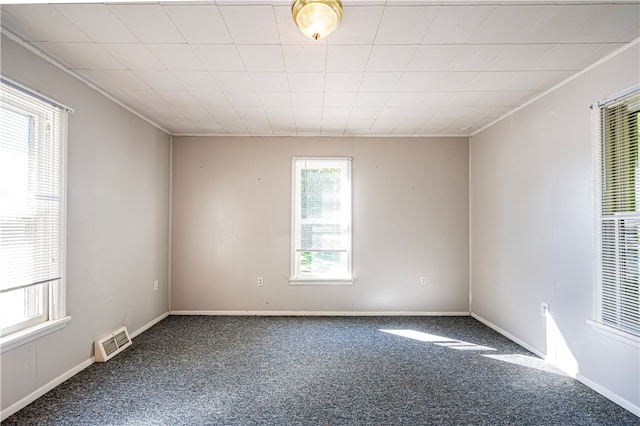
146 44 204 71
287 73 325 92
374 6 438 44
358 72 401 92
2 4 91 42
108 5 185 44
422 5 495 44
568 4 640 43
322 108 351 121
366 45 417 72
283 45 326 72
135 71 185 91
237 45 285 72
294 108 322 121
396 72 475 92
54 4 137 43
471 5 552 44
328 6 384 45
324 92 357 108
354 92 390 108
531 44 625 71
163 5 233 44
259 92 292 107
173 72 220 91
326 45 372 72
211 72 253 92
407 45 462 72
324 73 363 92
102 44 165 71
488 45 553 71
32 42 124 70
250 73 290 92
448 45 505 72
158 90 200 107
190 91 230 107
345 120 374 135
349 107 380 120
120 90 169 108
219 5 280 44
225 92 262 107
79 70 149 90
291 92 324 108
205 106 239 120
192 45 244 72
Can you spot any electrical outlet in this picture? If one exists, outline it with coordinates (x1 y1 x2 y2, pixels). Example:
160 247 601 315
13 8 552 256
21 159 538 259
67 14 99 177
420 276 428 286
257 277 264 287
153 280 159 291
541 302 549 317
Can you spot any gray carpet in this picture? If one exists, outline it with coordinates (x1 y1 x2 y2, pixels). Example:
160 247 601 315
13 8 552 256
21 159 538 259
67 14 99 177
3 316 639 425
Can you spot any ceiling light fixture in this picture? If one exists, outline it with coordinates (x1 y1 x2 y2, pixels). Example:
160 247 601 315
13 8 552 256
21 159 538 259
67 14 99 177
292 0 343 40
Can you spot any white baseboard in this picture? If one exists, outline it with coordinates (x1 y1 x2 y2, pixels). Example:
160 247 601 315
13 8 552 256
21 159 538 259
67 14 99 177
130 311 169 338
471 313 640 418
470 312 545 358
0 311 170 421
1 357 94 421
170 310 471 316
576 373 640 417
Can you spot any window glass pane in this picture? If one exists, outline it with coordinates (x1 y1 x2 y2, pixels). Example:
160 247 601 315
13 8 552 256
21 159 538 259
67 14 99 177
0 284 45 332
298 251 348 276
597 88 640 337
1 79 66 335
292 157 351 280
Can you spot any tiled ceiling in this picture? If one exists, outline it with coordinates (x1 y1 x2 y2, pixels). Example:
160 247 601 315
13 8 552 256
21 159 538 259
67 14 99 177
1 1 639 136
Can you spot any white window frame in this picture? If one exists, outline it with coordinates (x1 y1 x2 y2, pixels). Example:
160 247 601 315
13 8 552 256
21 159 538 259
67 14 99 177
0 77 71 354
591 84 640 346
290 157 353 285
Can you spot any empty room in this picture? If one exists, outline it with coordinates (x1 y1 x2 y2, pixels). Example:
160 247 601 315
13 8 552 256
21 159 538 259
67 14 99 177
1 0 639 424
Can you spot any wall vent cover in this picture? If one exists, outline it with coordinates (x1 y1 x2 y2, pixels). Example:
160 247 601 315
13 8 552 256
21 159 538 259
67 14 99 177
94 326 131 362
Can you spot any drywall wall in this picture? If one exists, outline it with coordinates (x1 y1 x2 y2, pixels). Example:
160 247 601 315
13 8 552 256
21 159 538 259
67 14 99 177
470 43 640 411
171 136 469 313
1 34 170 412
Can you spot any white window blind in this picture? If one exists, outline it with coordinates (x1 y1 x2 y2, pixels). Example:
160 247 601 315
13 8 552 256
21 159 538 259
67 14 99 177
291 157 352 282
0 78 67 335
595 85 640 338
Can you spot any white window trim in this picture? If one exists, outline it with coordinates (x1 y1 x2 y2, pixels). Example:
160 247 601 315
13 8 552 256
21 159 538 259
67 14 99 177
0 77 71 347
591 84 640 343
0 316 71 354
290 157 353 285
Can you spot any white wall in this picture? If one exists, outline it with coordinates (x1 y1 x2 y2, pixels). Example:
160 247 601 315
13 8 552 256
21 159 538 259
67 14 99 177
470 44 640 411
1 35 171 412
171 136 469 313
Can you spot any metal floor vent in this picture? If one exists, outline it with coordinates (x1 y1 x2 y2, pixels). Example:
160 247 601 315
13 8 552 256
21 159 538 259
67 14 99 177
94 326 131 362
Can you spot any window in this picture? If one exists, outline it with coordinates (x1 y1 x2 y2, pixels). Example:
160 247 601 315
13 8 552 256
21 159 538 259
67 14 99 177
0 78 69 344
291 157 352 284
594 85 640 339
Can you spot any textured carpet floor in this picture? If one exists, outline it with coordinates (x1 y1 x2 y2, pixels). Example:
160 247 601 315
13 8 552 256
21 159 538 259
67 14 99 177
3 316 639 425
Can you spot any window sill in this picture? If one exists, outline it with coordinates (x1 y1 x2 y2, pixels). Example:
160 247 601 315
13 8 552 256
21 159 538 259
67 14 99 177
290 278 353 286
0 316 71 354
586 320 640 348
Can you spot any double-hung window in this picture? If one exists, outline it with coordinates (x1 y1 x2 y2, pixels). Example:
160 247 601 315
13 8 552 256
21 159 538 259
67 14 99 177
291 157 352 284
0 78 69 347
594 85 640 340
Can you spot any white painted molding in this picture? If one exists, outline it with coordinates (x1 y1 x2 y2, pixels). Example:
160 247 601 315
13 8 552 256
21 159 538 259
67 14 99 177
576 373 640 418
0 357 94 421
170 310 471 316
470 313 545 359
130 312 169 339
